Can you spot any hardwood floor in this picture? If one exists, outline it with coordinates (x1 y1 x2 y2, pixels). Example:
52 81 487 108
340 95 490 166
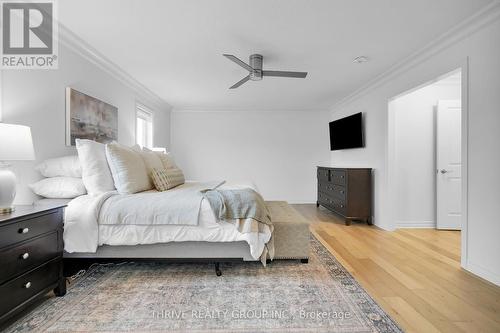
292 204 500 333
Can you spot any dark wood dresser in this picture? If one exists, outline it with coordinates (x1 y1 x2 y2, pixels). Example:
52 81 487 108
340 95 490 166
0 204 66 325
317 167 372 225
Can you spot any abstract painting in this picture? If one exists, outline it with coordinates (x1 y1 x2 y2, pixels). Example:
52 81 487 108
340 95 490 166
66 88 118 146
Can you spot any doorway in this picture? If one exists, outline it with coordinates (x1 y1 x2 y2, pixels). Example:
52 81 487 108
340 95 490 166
387 69 464 234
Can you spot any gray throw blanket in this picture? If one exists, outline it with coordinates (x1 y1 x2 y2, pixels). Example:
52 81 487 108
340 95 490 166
202 188 274 264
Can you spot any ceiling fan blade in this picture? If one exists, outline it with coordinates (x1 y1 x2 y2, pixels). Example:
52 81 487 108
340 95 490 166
229 75 250 89
223 54 253 72
263 70 308 78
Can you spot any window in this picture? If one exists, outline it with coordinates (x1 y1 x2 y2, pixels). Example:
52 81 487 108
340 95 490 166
136 104 153 148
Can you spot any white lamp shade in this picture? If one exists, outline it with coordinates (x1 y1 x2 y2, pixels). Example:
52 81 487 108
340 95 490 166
0 123 35 161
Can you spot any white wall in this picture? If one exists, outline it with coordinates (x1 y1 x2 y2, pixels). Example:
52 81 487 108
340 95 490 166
330 13 500 285
1 42 171 204
171 110 330 203
393 78 461 228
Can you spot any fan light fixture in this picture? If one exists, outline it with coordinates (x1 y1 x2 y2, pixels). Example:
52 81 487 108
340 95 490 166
223 54 308 89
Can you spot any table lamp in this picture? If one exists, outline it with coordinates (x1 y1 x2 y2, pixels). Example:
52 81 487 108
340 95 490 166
0 123 35 214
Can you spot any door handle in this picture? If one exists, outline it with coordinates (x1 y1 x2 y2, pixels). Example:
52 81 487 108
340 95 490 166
440 169 449 174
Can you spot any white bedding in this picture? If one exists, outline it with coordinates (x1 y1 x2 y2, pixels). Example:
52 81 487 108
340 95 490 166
63 181 271 261
98 181 224 226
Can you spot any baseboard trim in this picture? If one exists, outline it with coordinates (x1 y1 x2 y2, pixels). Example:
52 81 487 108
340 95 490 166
464 262 500 287
396 221 435 228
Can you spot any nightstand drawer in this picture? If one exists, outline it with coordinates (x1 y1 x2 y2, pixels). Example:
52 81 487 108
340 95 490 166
0 210 62 249
0 259 60 317
0 232 60 285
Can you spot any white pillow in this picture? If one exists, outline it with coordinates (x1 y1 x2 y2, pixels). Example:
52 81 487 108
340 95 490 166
29 177 87 199
159 152 177 169
105 142 152 194
75 139 115 194
130 146 164 173
35 155 82 178
142 147 177 169
142 150 164 172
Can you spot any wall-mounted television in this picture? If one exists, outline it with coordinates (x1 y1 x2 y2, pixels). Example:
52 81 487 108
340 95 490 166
329 112 364 151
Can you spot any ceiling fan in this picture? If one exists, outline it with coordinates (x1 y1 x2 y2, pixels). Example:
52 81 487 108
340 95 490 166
223 53 308 89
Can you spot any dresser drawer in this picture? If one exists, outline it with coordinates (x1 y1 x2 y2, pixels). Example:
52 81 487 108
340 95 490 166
0 232 60 285
318 192 346 214
0 210 62 249
317 168 330 181
332 197 347 215
319 182 346 200
318 181 331 194
330 170 346 185
331 184 346 200
0 259 60 317
317 192 333 207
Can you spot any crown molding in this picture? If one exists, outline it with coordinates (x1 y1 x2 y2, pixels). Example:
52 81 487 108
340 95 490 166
58 23 172 111
331 1 500 111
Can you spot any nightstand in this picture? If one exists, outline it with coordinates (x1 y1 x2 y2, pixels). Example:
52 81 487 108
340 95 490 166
0 204 66 324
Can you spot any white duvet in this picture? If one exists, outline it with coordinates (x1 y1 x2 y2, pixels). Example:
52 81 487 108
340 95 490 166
63 181 272 260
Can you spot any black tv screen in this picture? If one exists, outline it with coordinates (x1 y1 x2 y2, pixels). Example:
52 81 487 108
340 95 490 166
329 112 364 151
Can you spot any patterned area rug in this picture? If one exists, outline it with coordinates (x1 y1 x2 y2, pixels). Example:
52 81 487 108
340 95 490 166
4 236 403 332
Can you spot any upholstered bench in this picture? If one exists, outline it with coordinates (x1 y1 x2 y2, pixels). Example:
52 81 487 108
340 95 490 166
266 201 311 262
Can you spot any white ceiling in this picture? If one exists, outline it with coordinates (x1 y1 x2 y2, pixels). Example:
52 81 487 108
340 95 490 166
59 0 491 111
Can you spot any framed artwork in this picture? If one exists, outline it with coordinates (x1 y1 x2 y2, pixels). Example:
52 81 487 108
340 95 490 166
65 87 118 146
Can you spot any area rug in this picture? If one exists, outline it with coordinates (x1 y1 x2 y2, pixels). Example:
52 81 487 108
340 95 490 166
4 236 403 332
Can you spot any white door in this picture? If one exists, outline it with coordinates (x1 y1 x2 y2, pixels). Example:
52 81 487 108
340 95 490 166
436 100 462 230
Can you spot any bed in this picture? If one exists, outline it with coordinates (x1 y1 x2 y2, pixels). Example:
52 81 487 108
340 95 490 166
38 181 273 275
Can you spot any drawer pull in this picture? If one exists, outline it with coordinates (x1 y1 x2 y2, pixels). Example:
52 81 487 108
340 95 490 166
340 205 344 208
24 281 32 289
19 227 29 234
21 252 30 260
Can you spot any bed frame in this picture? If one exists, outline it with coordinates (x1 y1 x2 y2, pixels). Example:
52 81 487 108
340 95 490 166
63 240 307 277
65 241 261 277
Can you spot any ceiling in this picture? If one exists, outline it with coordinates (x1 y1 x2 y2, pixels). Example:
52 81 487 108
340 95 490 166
59 0 491 111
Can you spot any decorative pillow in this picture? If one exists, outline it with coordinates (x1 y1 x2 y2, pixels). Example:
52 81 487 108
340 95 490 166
35 155 82 178
105 142 152 194
75 139 115 194
29 177 87 199
151 168 185 191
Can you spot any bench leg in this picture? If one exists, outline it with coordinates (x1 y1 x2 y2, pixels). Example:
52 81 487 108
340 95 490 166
214 262 222 276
